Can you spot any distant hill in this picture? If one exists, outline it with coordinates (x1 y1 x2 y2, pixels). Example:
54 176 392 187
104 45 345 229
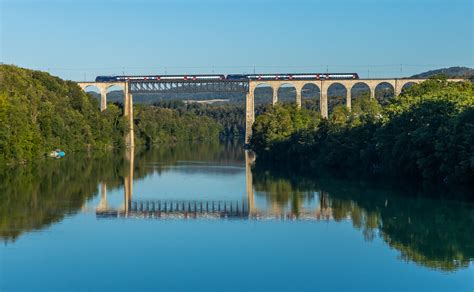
410 66 474 79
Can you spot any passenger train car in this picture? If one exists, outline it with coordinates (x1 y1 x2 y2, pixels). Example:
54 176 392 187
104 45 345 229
226 73 359 80
95 75 225 82
95 73 359 82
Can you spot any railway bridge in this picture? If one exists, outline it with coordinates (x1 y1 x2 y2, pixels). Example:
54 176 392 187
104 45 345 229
77 77 464 146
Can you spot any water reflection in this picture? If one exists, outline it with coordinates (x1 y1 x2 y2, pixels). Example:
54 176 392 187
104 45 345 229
95 150 333 220
251 166 474 272
0 141 473 272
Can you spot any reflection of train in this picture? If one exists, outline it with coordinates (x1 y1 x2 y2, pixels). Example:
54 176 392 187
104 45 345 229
95 73 359 82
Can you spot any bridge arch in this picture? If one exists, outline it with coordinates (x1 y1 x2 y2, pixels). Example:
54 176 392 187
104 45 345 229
327 82 348 114
106 84 125 106
83 84 102 100
253 83 274 106
401 81 417 93
80 84 107 111
350 82 371 104
276 83 297 105
375 82 395 105
301 83 320 111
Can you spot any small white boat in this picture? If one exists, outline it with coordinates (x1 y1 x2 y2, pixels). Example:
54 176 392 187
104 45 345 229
50 149 66 158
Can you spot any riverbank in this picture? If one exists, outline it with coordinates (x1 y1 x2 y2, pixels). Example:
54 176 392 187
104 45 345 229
249 78 474 191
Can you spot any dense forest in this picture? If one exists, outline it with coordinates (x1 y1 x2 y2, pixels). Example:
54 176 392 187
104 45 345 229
0 65 224 164
134 105 221 146
150 100 246 138
0 65 128 164
250 78 474 188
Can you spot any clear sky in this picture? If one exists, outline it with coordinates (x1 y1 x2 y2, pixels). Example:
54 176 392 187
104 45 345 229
1 0 473 80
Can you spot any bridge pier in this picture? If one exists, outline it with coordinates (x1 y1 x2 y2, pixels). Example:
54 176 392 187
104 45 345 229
320 81 328 119
295 84 302 109
245 92 255 145
96 182 109 211
123 147 134 214
245 151 256 215
272 85 279 105
370 86 375 99
346 85 352 111
124 85 135 148
394 80 404 97
100 88 107 112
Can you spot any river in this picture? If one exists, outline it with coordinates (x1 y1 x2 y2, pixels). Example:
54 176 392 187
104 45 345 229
0 141 473 291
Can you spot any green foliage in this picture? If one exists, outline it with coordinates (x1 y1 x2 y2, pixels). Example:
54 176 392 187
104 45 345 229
250 105 320 153
250 79 474 187
0 65 128 163
134 105 221 146
152 100 246 138
0 152 127 241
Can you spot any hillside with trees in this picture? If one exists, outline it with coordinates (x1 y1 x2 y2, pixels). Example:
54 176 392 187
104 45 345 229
0 65 128 164
410 66 474 79
0 65 223 164
250 78 474 189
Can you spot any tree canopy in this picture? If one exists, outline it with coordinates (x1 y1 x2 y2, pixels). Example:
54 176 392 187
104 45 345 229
0 65 128 164
250 79 474 188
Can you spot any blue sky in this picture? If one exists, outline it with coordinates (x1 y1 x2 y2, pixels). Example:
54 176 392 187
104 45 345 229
1 0 473 80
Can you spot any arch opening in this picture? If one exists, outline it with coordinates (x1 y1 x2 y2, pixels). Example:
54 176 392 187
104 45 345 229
106 85 125 105
375 82 395 105
254 83 273 106
401 82 417 93
276 83 297 105
83 85 101 100
301 83 320 111
327 83 347 114
351 82 371 104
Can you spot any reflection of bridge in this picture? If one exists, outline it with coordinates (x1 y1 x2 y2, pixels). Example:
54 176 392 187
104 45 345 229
77 76 465 145
98 199 250 219
95 150 334 220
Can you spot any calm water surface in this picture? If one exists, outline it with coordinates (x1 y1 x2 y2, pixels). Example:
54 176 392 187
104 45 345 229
1 142 473 291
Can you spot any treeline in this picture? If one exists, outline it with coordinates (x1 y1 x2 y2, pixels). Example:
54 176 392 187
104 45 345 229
134 105 221 146
0 65 225 164
250 78 474 188
0 65 128 164
152 100 246 138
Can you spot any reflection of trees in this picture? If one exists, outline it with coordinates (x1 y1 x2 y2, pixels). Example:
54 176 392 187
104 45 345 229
0 141 245 242
251 165 474 271
0 152 127 242
252 170 316 216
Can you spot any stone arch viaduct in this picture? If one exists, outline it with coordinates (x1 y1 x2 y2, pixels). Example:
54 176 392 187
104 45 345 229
77 77 464 146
